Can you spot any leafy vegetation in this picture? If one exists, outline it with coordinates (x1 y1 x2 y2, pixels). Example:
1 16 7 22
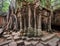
0 0 60 13
0 0 10 13
2 0 10 12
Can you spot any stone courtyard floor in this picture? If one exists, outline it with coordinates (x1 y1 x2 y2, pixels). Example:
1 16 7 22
0 31 60 46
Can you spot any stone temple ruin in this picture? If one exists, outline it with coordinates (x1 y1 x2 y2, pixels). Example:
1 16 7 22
0 0 60 46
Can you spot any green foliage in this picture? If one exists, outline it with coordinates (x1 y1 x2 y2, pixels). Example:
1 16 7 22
51 0 60 10
2 0 10 12
41 0 51 8
41 0 46 7
26 0 33 3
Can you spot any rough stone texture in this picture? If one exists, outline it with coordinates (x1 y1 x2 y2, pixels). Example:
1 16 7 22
9 41 17 46
25 41 32 46
36 43 44 46
14 36 20 40
12 32 17 36
3 32 7 35
3 45 9 46
31 41 39 45
0 28 3 34
0 40 12 46
59 44 60 46
7 36 12 40
17 41 25 46
3 34 10 38
41 34 56 41
48 37 59 46
16 40 24 44
41 36 59 46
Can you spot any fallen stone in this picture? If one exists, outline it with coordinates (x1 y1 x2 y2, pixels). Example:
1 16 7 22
0 40 12 46
22 36 27 40
17 32 20 35
36 43 44 46
3 32 7 35
0 28 3 34
14 36 20 40
32 37 41 41
41 36 59 45
16 40 24 44
26 43 34 46
17 40 25 46
31 41 39 45
26 38 32 41
25 41 32 46
48 37 59 46
7 36 12 40
41 34 56 41
3 35 10 38
59 44 60 46
12 32 17 36
3 45 9 46
9 41 17 46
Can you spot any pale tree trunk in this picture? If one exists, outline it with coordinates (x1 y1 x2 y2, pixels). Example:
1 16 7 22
24 17 26 32
34 0 41 36
19 12 22 31
28 5 31 28
34 1 36 36
48 10 52 32
10 0 16 8
27 4 32 35
38 13 42 36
